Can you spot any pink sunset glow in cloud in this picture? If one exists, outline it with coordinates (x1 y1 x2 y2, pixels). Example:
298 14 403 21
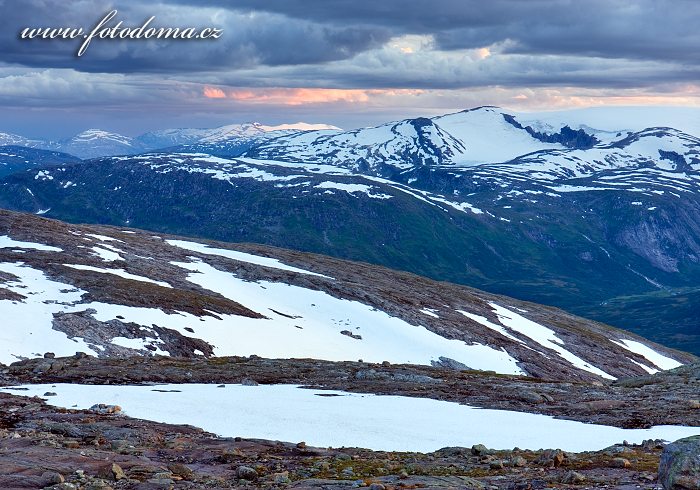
202 86 424 106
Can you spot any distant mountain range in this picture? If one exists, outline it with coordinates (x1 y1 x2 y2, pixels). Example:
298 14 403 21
0 122 340 159
0 106 698 354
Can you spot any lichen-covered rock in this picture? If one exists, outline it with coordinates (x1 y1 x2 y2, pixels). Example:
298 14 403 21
659 436 700 489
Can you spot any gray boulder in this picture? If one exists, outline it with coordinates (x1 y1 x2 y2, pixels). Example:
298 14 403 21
659 436 700 489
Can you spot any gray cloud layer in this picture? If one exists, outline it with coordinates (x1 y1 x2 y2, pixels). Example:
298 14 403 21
173 0 700 63
4 0 698 81
0 0 697 137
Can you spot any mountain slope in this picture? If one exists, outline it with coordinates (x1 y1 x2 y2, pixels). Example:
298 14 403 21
0 147 699 353
0 132 43 148
0 146 80 178
245 107 577 173
136 122 340 150
0 122 341 161
0 108 699 354
246 117 467 175
49 129 145 159
0 209 693 381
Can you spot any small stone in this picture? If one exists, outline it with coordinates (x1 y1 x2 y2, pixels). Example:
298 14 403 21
510 456 527 467
90 404 122 414
490 460 504 469
167 463 193 481
273 471 290 484
507 483 531 490
43 391 57 397
152 471 174 480
44 352 55 359
472 443 494 456
145 479 174 489
561 471 586 484
82 481 113 490
97 463 125 481
110 439 130 451
111 463 126 480
236 465 258 480
516 389 545 404
536 449 565 467
435 446 470 457
611 457 631 468
33 361 52 373
335 453 352 461
241 377 259 386
296 441 307 449
369 484 386 490
341 467 355 477
659 436 700 489
41 471 65 485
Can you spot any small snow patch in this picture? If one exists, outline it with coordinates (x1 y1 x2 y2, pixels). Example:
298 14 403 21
0 236 61 252
63 264 171 288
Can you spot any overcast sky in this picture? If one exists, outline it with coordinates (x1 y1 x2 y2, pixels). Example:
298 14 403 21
1 0 698 138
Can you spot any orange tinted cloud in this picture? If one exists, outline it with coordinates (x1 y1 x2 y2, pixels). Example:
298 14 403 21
203 86 226 99
202 87 423 105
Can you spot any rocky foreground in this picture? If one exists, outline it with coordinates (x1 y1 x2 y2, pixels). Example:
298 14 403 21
2 355 700 489
0 389 677 490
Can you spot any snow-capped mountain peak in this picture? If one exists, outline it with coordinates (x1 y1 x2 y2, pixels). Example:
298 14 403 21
0 132 43 148
198 123 270 143
71 129 134 146
135 122 341 151
431 107 565 165
246 117 468 173
258 122 341 132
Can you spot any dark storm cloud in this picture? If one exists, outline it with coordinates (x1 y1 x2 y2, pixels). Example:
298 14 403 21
3 0 697 75
1 1 390 73
169 0 700 64
0 0 698 135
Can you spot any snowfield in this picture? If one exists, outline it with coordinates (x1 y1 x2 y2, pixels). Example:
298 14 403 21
0 224 687 380
0 256 523 372
0 262 94 363
167 259 524 372
0 236 62 252
166 239 332 278
0 232 686 379
4 383 699 453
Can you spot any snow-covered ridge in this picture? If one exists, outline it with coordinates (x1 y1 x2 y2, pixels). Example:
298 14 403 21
136 122 340 149
243 105 612 170
71 129 134 146
0 132 43 148
0 121 340 160
0 211 688 381
247 117 469 172
103 153 487 214
242 106 700 189
259 122 340 132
